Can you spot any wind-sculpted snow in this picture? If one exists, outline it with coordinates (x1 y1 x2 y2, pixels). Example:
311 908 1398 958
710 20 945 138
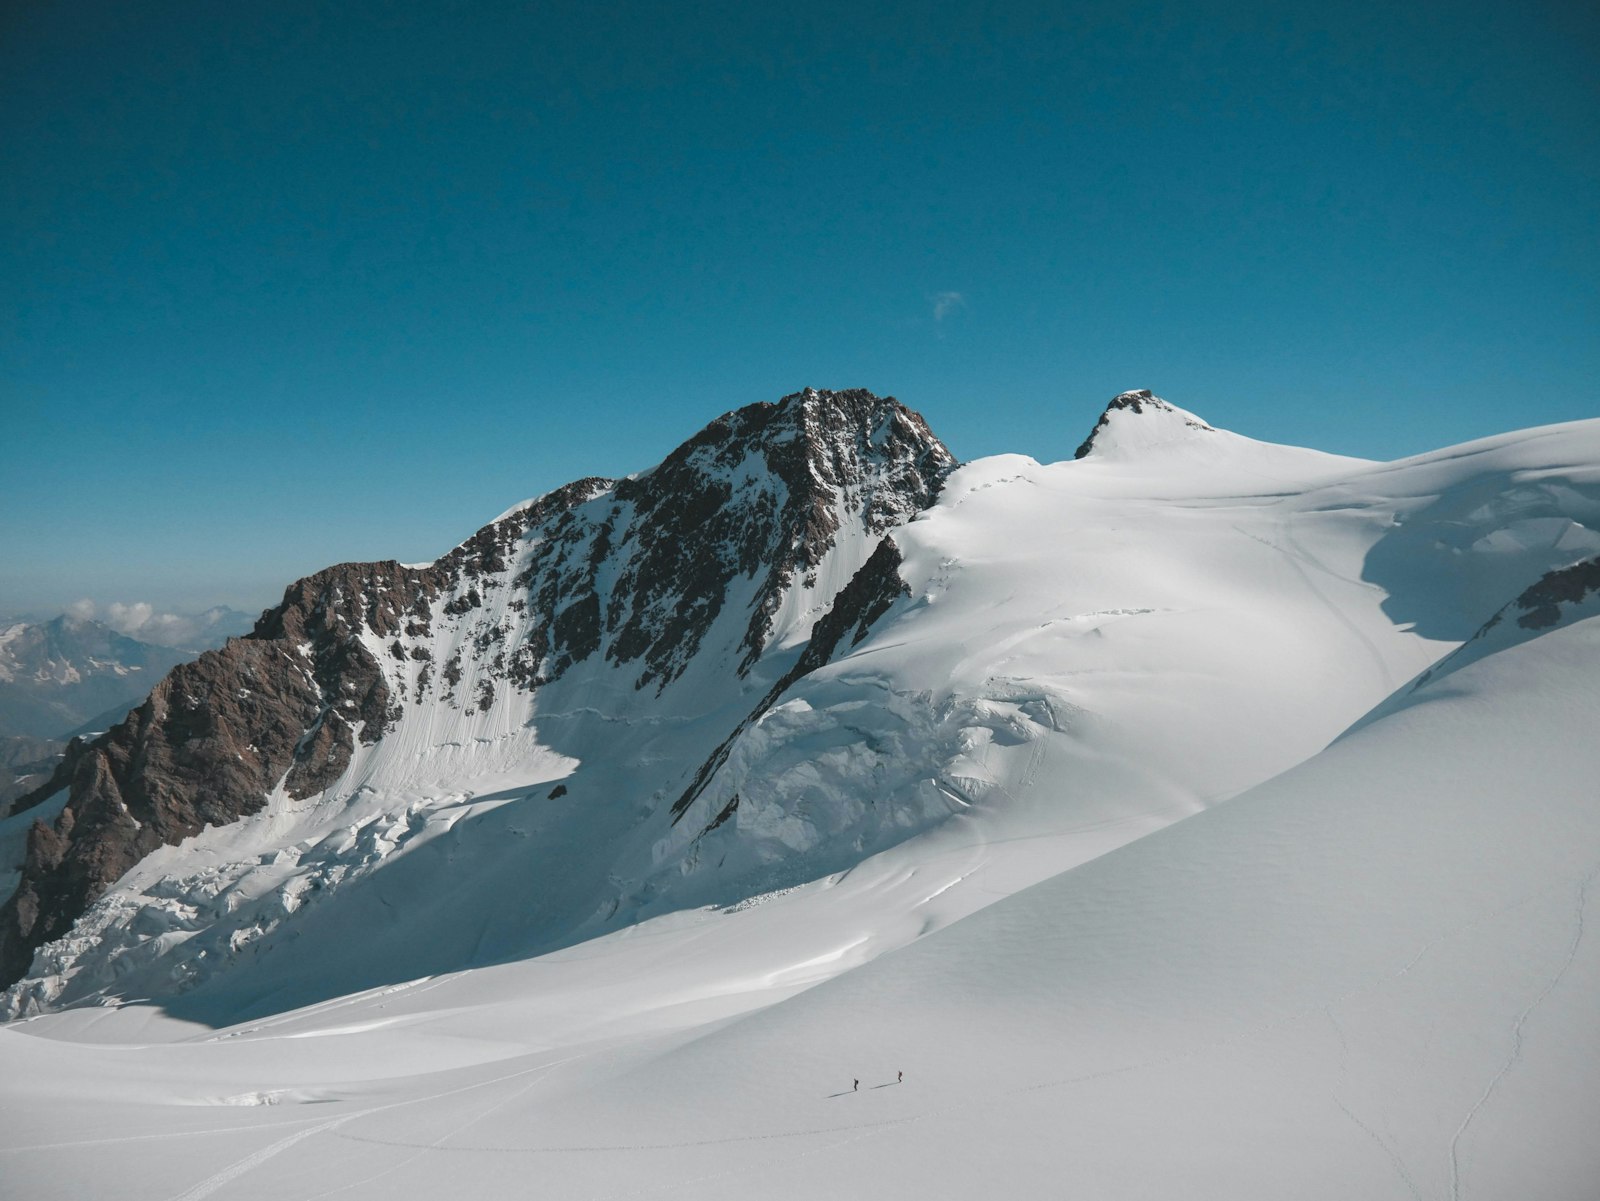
1355 551 1600 728
1359 425 1600 640
660 413 1596 925
473 561 1597 1201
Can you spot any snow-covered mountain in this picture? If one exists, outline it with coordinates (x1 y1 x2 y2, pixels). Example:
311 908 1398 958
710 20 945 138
1 386 955 1002
1 388 1597 1200
0 615 197 741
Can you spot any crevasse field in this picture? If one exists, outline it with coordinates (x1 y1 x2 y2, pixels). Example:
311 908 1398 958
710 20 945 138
2 398 1597 1200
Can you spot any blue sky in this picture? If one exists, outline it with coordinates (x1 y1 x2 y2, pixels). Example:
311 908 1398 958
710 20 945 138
3 0 1596 615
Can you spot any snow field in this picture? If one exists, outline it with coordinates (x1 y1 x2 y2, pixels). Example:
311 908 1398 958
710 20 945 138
4 598 1593 1198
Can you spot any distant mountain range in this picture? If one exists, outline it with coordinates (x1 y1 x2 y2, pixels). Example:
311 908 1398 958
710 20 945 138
0 608 255 808
0 616 191 741
0 608 256 737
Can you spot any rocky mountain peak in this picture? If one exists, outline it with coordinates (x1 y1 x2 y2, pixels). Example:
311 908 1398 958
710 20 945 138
1109 387 1159 410
0 388 956 996
1073 389 1216 460
607 387 954 681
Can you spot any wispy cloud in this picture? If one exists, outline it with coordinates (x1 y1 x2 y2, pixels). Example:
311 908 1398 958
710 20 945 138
61 599 249 649
930 291 966 322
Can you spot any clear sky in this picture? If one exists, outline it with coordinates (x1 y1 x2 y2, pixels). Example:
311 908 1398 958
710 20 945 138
3 0 1596 616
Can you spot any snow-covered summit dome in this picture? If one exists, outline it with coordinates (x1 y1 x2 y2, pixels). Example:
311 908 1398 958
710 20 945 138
1073 389 1216 460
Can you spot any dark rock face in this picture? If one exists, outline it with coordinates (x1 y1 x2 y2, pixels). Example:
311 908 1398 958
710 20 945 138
3 642 338 986
0 571 409 988
1073 389 1214 459
0 736 65 813
1514 556 1600 629
584 386 950 688
0 388 953 993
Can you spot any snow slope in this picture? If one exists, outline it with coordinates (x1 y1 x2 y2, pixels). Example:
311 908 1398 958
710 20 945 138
662 408 1600 919
1 473 1595 1200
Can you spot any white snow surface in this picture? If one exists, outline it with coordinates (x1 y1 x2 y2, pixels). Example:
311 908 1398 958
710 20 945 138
2 407 1599 1198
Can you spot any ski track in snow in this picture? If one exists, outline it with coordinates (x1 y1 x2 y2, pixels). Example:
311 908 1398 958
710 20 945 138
224 869 1591 1183
1446 860 1597 1201
167 1116 352 1201
0 1118 334 1156
1324 1004 1426 1201
17 850 1588 1201
1278 522 1396 689
298 1061 569 1200
327 1107 922 1157
164 1054 581 1201
1234 520 1394 691
182 908 1503 1201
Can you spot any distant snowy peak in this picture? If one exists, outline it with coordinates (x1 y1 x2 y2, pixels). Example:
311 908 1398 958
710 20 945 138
0 617 192 740
1073 389 1216 460
0 616 163 686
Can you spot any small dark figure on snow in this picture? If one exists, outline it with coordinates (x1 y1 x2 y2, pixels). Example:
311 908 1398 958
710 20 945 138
853 1078 859 1091
897 1070 903 1083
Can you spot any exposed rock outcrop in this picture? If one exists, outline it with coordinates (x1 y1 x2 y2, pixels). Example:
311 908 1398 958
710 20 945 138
1388 553 1600 707
1513 555 1600 630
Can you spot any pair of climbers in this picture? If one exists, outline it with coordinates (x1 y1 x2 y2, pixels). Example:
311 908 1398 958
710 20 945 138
851 1070 903 1091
